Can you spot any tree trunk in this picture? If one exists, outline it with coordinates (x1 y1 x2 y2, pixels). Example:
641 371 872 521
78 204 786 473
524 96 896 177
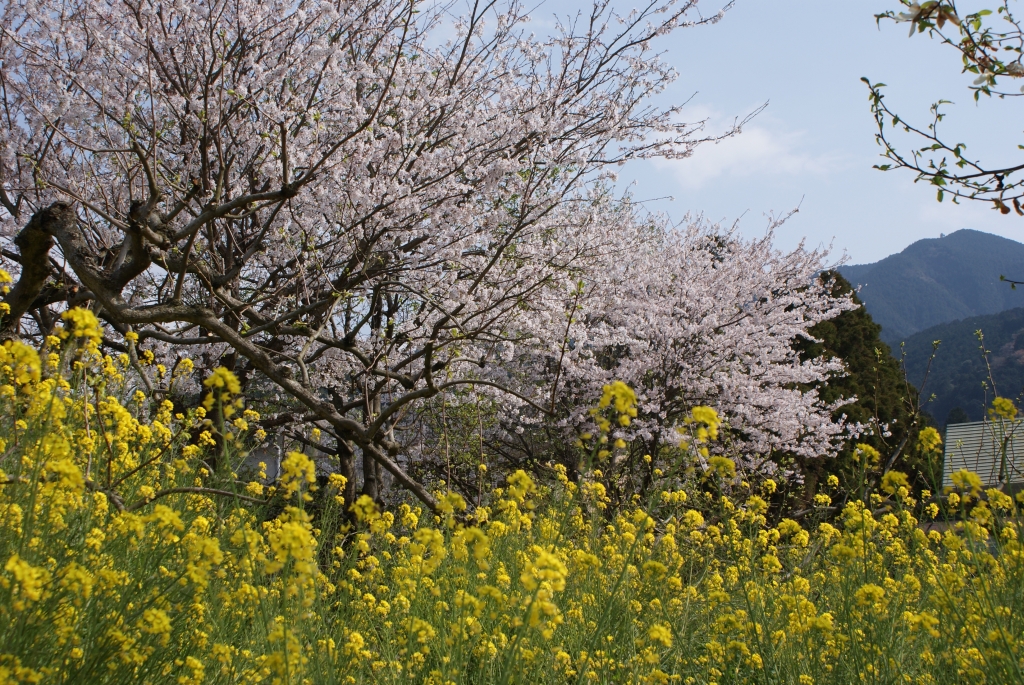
338 449 357 516
361 448 379 502
1 203 73 335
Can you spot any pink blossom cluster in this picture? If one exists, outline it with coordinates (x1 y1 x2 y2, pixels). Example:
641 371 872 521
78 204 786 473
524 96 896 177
499 212 855 469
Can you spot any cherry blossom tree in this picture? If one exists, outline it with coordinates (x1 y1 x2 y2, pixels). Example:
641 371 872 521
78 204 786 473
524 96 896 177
0 0 746 510
473 209 856 502
0 0 851 512
578 218 854 464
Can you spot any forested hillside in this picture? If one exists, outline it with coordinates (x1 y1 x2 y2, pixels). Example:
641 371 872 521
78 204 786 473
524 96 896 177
901 307 1024 424
840 229 1024 343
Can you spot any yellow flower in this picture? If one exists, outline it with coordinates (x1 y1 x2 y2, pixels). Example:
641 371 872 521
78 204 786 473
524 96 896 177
139 608 172 637
265 507 317 579
904 610 941 638
854 583 886 608
506 470 536 503
4 554 50 609
880 470 909 495
6 328 1024 685
202 367 242 415
351 495 379 523
690 405 720 439
439 491 467 516
950 469 983 495
991 396 1017 420
0 341 41 386
204 367 241 394
520 547 567 593
344 630 369 658
853 443 880 465
411 527 447 574
598 380 638 415
280 451 316 499
648 623 673 648
328 472 348 491
174 357 195 377
59 307 103 346
777 518 809 547
917 426 942 453
708 456 736 479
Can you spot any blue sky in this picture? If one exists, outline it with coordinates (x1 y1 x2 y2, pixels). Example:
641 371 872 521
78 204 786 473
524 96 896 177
539 0 1024 264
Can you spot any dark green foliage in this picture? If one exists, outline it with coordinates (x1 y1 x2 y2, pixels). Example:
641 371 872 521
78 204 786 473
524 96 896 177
840 230 1024 343
901 307 1024 426
792 272 928 501
945 406 970 427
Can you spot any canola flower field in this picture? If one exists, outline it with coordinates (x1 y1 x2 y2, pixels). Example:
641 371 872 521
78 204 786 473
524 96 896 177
2 310 1024 684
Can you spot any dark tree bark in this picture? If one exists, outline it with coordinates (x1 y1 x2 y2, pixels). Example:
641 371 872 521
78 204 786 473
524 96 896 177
1 203 72 334
338 449 357 517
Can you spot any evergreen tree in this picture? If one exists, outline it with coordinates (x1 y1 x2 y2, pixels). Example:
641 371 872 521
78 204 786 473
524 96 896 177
791 271 934 505
945 406 970 428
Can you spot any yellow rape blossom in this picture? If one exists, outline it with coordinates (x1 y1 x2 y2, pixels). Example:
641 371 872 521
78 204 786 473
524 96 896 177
59 307 103 347
648 623 673 648
990 396 1018 420
917 426 942 453
880 470 909 495
280 451 316 499
0 341 1021 685
3 554 49 609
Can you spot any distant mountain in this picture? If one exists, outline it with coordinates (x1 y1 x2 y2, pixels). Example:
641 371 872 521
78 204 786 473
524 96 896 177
901 307 1024 425
839 229 1024 344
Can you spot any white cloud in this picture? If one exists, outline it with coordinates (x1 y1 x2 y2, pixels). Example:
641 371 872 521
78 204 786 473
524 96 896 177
651 113 843 190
